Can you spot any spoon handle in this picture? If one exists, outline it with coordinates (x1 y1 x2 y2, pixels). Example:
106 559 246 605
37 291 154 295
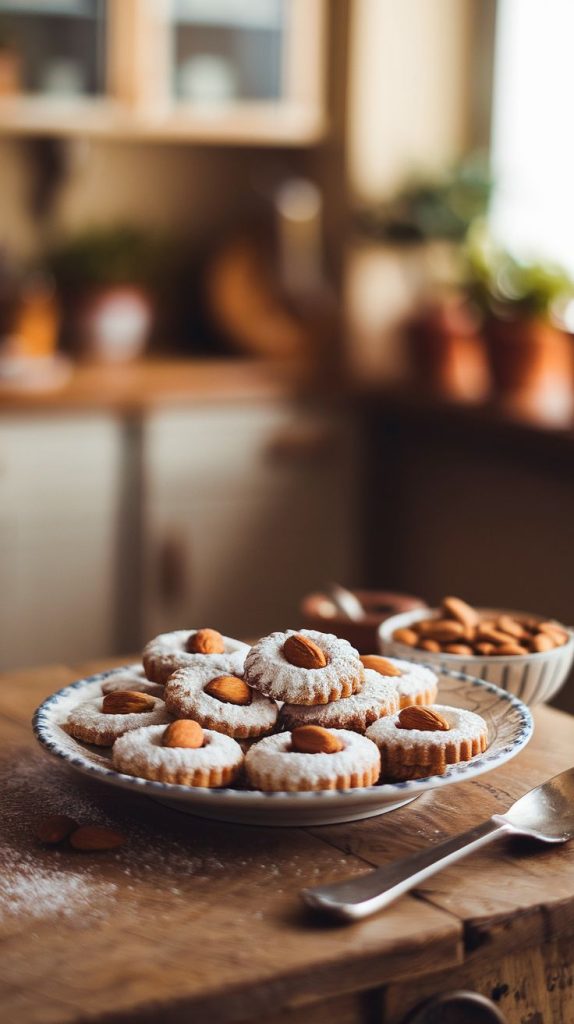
301 817 511 921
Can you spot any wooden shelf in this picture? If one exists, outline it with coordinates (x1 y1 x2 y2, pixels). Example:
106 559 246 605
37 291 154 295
0 0 327 147
0 97 327 146
0 358 312 413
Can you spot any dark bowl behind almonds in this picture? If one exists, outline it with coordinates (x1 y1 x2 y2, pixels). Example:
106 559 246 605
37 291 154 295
301 590 425 654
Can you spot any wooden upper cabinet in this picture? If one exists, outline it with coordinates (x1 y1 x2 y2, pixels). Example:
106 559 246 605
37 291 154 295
0 0 327 144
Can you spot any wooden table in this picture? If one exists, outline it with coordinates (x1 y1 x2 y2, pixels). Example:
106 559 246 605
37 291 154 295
1 660 573 1024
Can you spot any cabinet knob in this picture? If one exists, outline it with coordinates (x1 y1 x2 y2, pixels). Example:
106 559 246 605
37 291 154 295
399 990 509 1024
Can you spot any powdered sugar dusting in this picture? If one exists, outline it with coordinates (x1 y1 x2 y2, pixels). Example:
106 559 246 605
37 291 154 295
0 847 117 924
165 662 278 737
245 729 381 791
143 630 249 684
245 629 364 704
0 745 236 932
101 665 164 697
374 657 438 699
367 704 488 749
112 724 244 779
280 669 399 732
65 695 172 744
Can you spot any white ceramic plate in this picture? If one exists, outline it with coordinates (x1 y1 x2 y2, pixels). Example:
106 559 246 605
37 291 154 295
33 666 533 827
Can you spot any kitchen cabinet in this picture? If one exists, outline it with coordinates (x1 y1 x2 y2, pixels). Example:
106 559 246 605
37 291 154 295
0 414 123 670
0 392 357 669
0 0 326 145
143 401 357 639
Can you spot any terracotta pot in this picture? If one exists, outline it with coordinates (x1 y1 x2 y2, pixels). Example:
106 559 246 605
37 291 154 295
484 316 572 395
407 298 490 401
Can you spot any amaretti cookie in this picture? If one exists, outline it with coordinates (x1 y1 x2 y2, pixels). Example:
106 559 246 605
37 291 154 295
361 655 438 708
101 665 164 697
64 691 171 747
280 669 399 733
245 630 364 705
366 704 488 780
143 628 249 685
245 725 381 791
164 663 278 740
112 720 244 787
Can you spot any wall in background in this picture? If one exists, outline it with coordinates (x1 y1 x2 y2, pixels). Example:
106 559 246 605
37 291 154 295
347 0 487 202
0 138 312 260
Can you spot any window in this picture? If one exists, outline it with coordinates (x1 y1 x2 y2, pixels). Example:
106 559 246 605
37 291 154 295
490 0 574 274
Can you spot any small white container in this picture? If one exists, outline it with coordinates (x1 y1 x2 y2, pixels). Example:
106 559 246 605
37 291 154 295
379 607 574 706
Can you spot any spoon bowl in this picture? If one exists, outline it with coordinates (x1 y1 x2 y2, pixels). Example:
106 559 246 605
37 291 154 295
498 767 574 842
302 766 574 920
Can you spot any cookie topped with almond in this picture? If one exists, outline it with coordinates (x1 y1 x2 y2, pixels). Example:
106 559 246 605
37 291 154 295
244 727 381 792
280 668 399 733
143 629 250 685
360 654 438 709
64 693 171 747
367 704 488 781
112 722 244 788
164 662 278 740
244 629 364 706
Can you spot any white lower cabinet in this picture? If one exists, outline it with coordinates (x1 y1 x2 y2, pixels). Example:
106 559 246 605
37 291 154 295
0 400 357 670
0 415 123 670
142 402 356 640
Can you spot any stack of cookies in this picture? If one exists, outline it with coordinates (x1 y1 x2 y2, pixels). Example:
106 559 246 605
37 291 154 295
63 625 489 793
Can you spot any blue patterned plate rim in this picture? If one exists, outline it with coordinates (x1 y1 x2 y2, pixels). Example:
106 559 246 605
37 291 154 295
32 665 534 803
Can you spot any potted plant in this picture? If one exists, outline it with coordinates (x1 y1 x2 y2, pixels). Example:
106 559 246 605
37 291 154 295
465 225 574 403
46 227 162 362
353 155 492 398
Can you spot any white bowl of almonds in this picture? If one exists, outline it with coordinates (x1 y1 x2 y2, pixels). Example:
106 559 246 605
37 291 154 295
379 597 574 705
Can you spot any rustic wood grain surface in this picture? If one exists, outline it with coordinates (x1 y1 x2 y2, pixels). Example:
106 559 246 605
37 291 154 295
0 660 572 1024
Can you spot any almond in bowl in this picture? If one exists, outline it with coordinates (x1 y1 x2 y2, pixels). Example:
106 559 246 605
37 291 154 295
379 598 574 706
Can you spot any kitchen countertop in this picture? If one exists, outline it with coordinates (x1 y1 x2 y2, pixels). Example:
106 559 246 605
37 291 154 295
2 358 574 463
0 358 315 414
1 659 574 1024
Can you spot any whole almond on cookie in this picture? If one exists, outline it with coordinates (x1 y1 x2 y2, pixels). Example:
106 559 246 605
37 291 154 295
102 690 156 715
291 725 343 754
69 825 126 851
163 720 204 748
186 628 225 654
360 655 403 677
283 634 327 669
204 675 252 705
36 814 78 845
397 706 450 731
442 596 479 629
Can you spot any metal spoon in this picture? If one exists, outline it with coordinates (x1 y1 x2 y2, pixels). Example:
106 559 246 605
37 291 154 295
301 766 574 921
326 583 365 622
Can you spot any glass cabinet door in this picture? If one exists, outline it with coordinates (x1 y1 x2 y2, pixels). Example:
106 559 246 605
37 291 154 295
170 0 286 106
0 0 107 99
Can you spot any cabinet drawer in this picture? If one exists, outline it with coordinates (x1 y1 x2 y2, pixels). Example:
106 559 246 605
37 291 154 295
144 404 350 498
